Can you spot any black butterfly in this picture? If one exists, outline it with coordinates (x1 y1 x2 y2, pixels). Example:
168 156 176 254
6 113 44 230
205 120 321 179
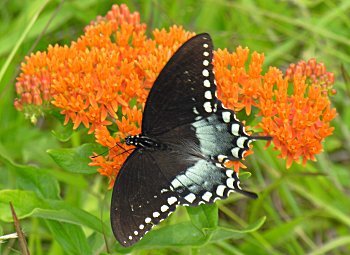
110 33 270 247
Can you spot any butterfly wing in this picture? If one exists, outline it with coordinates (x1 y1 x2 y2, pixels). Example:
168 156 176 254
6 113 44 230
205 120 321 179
142 33 218 135
111 146 255 247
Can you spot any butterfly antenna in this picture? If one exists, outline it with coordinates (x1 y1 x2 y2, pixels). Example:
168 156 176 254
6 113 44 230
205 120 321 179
114 142 134 156
91 147 113 158
91 142 132 158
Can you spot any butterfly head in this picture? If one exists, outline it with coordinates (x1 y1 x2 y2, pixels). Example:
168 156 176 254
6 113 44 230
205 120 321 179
125 135 137 145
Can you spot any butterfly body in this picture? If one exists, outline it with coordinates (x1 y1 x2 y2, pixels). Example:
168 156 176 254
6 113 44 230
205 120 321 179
125 135 165 150
111 33 269 247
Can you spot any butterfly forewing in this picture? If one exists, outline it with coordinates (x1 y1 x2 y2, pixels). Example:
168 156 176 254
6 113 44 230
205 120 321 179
142 33 218 135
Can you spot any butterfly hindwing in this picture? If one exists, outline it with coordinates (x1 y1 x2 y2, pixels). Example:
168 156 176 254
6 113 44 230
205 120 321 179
151 148 256 206
192 103 252 162
111 145 255 247
111 150 180 247
142 33 218 135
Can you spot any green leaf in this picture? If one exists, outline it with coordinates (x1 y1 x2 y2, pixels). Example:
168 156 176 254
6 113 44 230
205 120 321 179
0 153 60 199
0 190 107 234
186 204 218 230
47 143 103 174
45 219 92 255
210 216 266 242
0 190 48 219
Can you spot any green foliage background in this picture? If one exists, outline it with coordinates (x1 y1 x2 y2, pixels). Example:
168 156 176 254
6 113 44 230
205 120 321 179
0 0 349 254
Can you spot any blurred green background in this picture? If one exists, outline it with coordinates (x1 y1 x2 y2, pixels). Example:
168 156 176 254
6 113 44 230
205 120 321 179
0 0 350 254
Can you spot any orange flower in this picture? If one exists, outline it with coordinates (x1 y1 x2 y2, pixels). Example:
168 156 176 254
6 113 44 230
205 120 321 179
15 4 336 186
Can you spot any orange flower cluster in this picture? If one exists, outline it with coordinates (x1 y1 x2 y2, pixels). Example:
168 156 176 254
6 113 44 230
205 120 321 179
214 48 265 116
14 4 336 186
214 48 336 168
257 60 336 167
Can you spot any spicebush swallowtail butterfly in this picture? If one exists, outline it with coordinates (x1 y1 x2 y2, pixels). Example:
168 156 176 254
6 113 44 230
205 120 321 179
111 33 271 247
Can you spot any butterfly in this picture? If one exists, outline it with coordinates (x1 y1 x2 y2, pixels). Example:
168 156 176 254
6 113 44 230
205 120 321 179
110 33 270 247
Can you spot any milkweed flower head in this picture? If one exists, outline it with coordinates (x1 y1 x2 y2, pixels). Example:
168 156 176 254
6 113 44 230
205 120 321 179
257 60 336 167
14 4 336 186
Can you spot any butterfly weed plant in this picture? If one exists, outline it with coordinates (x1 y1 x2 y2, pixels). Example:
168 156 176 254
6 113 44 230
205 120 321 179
14 4 336 183
1 2 341 254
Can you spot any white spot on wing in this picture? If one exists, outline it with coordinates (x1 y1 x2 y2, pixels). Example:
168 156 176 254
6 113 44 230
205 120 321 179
203 102 212 113
161 205 169 212
218 154 227 163
134 231 138 235
203 60 209 66
153 212 160 218
171 179 182 189
227 190 235 196
226 170 234 178
248 139 253 147
139 224 144 229
222 111 231 123
167 196 178 205
203 51 209 57
226 178 235 189
128 236 132 240
216 185 226 197
193 107 199 114
203 43 209 48
184 193 196 203
161 188 168 194
231 147 240 158
204 79 210 87
204 91 212 99
202 191 212 202
202 69 209 77
215 163 224 168
237 137 248 148
231 123 240 136
214 197 221 202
